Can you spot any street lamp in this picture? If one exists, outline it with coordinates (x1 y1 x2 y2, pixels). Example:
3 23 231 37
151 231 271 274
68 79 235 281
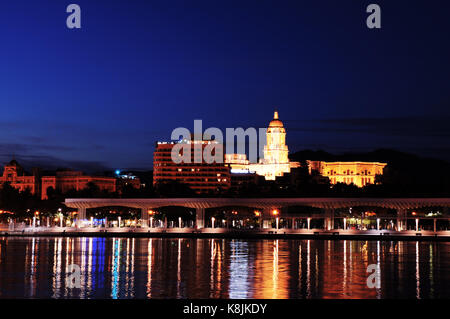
272 209 279 229
33 211 39 228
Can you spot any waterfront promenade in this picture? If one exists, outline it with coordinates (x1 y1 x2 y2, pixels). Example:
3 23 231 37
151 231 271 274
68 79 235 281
1 224 449 240
1 197 449 240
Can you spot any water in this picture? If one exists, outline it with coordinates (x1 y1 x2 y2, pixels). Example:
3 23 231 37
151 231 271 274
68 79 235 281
0 237 448 299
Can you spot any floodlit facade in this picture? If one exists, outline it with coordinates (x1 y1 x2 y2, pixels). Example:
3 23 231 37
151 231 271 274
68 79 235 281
226 111 299 180
41 170 116 200
308 160 387 187
0 160 39 195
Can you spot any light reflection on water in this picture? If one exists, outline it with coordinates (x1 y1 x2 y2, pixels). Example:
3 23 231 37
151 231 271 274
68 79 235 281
0 237 449 299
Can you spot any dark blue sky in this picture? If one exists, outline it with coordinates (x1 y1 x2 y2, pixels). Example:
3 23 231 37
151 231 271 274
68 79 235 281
1 0 449 171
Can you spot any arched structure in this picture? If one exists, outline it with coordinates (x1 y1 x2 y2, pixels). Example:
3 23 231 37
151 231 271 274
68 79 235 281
65 197 450 231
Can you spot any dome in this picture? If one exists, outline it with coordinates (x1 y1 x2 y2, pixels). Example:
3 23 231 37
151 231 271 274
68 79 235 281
7 159 20 167
268 111 284 128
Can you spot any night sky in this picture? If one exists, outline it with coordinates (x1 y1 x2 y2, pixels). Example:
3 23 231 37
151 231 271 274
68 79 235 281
1 0 450 172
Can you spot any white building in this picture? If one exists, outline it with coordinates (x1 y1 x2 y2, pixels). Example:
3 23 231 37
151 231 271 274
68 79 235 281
225 111 299 180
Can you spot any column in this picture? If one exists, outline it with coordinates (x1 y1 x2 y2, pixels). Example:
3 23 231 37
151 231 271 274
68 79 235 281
434 218 437 232
325 209 334 230
377 218 380 230
196 208 205 229
307 217 311 230
291 218 295 229
415 218 419 232
77 207 86 228
141 208 149 228
397 209 407 231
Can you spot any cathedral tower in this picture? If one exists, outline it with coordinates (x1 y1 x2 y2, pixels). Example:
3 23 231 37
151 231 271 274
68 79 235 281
263 111 289 164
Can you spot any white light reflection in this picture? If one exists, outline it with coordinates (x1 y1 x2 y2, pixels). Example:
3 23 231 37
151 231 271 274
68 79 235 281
146 239 153 298
52 238 63 298
272 240 279 299
228 240 249 299
177 238 181 298
429 243 434 298
307 240 311 298
416 241 420 299
376 241 381 299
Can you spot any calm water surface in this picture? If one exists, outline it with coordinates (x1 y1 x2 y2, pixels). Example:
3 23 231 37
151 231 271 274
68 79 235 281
0 237 448 299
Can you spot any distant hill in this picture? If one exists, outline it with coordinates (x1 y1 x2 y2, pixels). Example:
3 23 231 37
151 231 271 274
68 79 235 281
290 149 450 196
290 148 449 164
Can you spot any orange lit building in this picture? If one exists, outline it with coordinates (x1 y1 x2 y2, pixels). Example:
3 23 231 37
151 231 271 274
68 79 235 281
41 170 116 200
308 160 387 187
0 160 39 195
153 140 231 193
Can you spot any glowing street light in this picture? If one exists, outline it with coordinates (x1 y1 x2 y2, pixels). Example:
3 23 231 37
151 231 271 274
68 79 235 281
272 210 280 229
254 211 261 217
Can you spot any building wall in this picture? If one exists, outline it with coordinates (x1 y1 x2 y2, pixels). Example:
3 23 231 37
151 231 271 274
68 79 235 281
308 161 387 187
0 161 38 195
41 171 116 199
153 141 231 193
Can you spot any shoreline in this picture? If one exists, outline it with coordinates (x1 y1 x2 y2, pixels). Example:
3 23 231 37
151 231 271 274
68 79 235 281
1 229 449 241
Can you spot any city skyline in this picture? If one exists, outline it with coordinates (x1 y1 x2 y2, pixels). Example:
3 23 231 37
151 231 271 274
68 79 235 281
1 0 450 171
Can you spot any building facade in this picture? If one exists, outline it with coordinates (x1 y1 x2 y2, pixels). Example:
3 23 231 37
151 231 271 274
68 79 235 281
308 161 387 187
41 170 117 199
226 111 299 181
0 160 39 195
153 140 231 193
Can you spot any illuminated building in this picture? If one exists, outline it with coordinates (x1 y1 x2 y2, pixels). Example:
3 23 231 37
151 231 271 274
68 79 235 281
308 160 387 187
41 170 116 199
226 111 299 181
153 139 231 193
0 160 39 195
224 154 249 170
115 171 142 191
